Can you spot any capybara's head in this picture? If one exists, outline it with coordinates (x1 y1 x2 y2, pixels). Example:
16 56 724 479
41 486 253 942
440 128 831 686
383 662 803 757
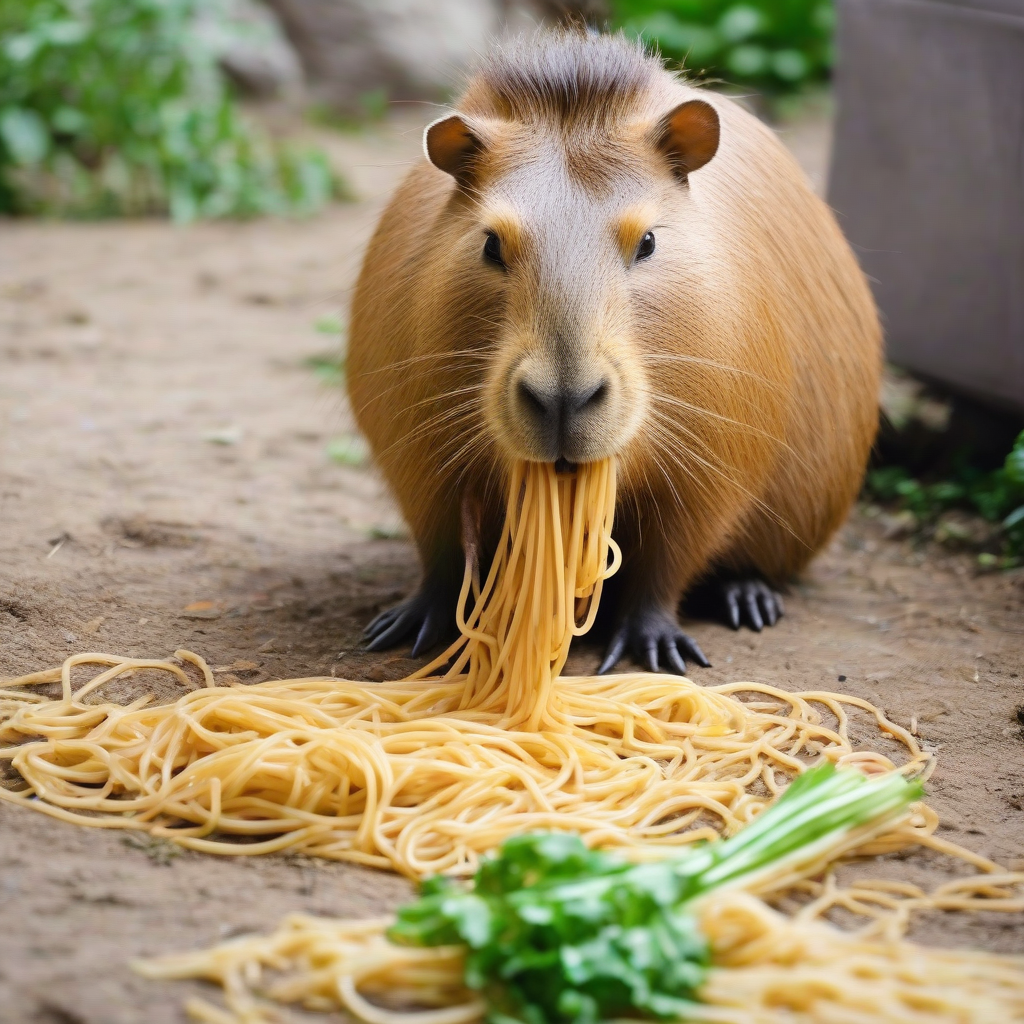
423 34 720 467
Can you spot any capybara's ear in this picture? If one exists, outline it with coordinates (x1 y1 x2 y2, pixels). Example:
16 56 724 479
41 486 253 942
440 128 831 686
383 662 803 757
654 99 720 180
424 114 482 181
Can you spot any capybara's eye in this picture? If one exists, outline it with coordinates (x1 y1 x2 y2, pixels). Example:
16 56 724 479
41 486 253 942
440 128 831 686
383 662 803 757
635 231 655 262
483 231 505 268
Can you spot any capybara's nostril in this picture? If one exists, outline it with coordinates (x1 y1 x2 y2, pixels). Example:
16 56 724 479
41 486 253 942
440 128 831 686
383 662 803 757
516 374 613 459
570 377 609 415
518 378 555 425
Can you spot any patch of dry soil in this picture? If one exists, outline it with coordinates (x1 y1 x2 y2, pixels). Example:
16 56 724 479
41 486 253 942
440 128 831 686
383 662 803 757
1 109 1022 1023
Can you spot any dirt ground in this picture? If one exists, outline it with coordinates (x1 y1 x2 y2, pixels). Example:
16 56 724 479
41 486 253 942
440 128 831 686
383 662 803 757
1 106 1022 1024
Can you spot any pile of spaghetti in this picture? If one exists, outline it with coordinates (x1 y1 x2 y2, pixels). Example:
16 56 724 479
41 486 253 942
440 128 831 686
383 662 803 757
0 460 932 877
2 458 1023 1022
136 777 1024 1024
141 889 1024 1024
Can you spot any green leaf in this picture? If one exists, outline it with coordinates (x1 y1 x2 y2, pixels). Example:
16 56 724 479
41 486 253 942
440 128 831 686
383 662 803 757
771 49 810 82
610 0 833 93
0 107 49 164
4 33 42 63
929 480 966 504
43 19 88 46
863 428 1024 559
0 0 341 219
326 434 368 466
51 106 86 134
1003 505 1024 530
1004 431 1024 486
625 14 721 67
813 2 836 31
168 181 199 224
442 894 494 948
314 313 344 335
304 351 345 385
726 44 769 78
718 5 763 43
387 766 921 1024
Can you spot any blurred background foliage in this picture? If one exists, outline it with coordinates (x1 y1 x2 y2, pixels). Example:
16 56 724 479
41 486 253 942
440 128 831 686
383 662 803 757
0 0 336 220
866 372 1024 566
0 0 835 223
610 0 833 93
866 430 1024 566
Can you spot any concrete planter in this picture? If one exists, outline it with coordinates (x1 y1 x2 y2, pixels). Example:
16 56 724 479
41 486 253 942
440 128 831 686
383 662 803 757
829 0 1024 413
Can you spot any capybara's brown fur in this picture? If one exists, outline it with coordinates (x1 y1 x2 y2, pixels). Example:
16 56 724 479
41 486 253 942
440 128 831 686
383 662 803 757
349 32 881 671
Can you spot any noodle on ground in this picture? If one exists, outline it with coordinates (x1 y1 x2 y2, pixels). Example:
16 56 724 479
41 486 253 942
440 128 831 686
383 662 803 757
2 461 931 877
3 458 1023 1022
134 882 1024 1024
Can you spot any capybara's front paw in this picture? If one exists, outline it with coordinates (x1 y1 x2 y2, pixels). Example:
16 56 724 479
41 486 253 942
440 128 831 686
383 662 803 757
363 575 459 657
597 605 711 676
718 579 784 632
686 576 785 632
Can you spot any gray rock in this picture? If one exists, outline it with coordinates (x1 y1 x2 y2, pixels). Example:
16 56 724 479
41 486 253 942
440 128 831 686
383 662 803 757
263 0 605 113
196 0 306 99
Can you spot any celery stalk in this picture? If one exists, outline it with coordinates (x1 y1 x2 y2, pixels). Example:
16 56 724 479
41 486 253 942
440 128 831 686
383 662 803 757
388 764 922 1024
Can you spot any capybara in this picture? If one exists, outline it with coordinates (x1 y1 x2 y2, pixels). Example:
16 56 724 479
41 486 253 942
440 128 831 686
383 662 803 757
348 32 881 673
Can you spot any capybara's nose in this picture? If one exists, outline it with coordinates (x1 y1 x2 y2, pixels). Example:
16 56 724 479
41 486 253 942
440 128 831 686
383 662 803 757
517 376 609 455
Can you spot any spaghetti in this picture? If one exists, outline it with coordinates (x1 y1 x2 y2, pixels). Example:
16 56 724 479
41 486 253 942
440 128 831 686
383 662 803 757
3 458 1023 1021
1 461 930 877
134 883 1024 1024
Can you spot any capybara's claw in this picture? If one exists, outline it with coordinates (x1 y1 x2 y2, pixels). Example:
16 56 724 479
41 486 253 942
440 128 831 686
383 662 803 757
720 579 784 632
363 576 459 658
598 606 710 676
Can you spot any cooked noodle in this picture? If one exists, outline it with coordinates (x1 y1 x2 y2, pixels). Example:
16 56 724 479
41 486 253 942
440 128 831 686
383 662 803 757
693 888 1024 1023
134 880 1024 1024
1 461 932 877
3 458 1023 1021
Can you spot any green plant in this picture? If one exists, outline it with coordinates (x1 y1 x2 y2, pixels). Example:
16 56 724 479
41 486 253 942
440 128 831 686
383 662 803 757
610 0 833 93
0 0 338 220
326 434 367 466
304 353 345 387
866 430 1024 563
305 314 346 385
313 312 344 336
390 765 920 1024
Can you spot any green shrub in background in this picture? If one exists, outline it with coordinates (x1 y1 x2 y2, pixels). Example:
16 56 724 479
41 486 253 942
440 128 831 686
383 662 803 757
0 0 337 220
866 430 1024 565
611 0 833 93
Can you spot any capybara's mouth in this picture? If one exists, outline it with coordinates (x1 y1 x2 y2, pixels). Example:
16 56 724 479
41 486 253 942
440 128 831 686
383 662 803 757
554 457 577 474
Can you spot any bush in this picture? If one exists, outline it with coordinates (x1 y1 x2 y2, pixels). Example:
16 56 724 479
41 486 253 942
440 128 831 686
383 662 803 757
0 0 337 220
866 430 1024 564
610 0 833 93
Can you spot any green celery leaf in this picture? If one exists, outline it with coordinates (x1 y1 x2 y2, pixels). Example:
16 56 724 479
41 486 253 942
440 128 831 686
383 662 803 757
389 765 921 1024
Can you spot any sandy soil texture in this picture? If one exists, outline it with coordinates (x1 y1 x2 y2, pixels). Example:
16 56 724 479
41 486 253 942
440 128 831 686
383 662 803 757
1 108 1022 1024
